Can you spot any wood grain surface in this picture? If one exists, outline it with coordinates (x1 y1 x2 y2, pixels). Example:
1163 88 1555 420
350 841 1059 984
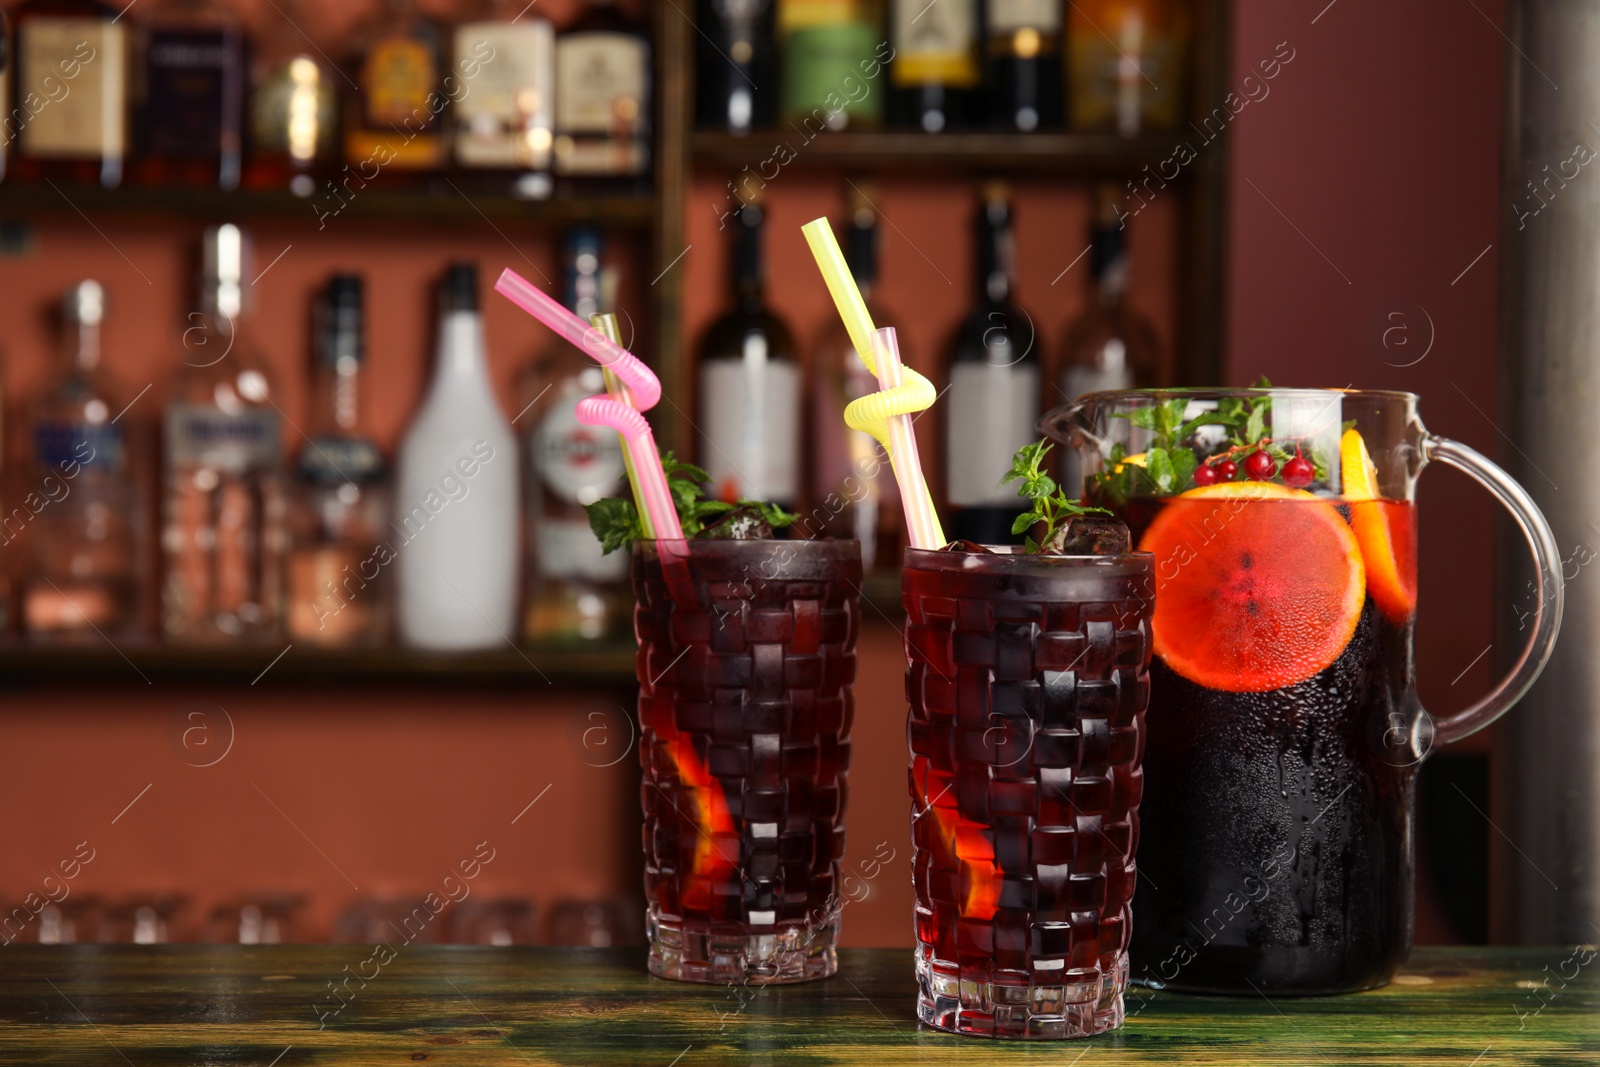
0 946 1592 1064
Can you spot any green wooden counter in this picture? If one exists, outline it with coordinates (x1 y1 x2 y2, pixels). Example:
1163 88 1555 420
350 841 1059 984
0 946 1593 1064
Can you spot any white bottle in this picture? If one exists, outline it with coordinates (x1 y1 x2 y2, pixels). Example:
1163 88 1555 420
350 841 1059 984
394 262 520 650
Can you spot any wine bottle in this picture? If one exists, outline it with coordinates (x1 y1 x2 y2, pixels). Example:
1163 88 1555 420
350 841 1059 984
986 0 1063 131
694 0 776 133
554 0 651 180
696 194 801 509
162 225 286 642
132 0 248 190
779 0 884 132
23 281 142 640
10 0 128 187
393 263 519 651
523 228 630 643
287 275 391 646
343 0 447 175
888 0 979 132
807 182 900 569
945 183 1040 545
453 0 556 199
245 0 338 197
1066 0 1188 135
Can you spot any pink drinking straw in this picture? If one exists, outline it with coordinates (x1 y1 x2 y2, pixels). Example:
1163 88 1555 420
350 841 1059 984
493 268 683 541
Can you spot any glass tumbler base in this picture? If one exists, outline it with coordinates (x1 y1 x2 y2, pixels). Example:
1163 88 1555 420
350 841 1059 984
914 943 1127 1038
647 905 840 985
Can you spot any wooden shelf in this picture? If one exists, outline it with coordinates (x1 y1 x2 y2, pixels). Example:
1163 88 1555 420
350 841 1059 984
692 129 1180 174
0 641 637 688
0 182 656 228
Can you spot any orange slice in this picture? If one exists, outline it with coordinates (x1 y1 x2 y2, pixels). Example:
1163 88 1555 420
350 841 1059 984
1341 429 1418 621
1139 482 1366 692
662 729 737 911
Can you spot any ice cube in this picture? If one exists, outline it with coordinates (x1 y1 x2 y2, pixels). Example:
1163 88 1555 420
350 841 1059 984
941 540 995 553
1043 515 1131 556
699 506 773 540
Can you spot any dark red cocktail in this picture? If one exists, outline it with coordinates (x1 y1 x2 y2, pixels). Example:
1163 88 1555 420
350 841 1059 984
904 545 1154 1038
634 538 860 983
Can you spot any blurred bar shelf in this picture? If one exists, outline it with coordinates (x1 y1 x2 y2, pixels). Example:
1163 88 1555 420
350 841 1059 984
0 183 656 228
0 642 637 687
692 130 1181 174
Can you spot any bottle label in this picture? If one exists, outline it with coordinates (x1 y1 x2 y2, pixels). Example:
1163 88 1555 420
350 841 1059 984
362 37 439 126
534 396 627 505
538 517 626 581
1068 22 1183 132
252 57 337 163
783 20 884 125
142 29 243 159
34 421 125 472
892 0 979 88
454 20 555 169
166 403 281 472
698 353 801 504
989 0 1062 33
18 20 127 159
555 33 648 134
946 362 1040 506
1062 363 1133 401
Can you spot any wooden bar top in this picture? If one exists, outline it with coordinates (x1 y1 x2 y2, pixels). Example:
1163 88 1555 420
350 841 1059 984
0 946 1593 1064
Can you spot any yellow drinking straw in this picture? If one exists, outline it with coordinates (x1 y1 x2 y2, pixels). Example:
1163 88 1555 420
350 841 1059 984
801 217 946 549
591 312 656 539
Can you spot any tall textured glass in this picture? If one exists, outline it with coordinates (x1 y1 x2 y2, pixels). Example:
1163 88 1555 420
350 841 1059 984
904 546 1155 1038
633 538 860 983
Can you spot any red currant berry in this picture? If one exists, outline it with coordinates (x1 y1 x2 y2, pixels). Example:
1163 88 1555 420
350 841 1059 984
1282 453 1315 488
1216 459 1239 480
1192 463 1219 487
1244 450 1276 480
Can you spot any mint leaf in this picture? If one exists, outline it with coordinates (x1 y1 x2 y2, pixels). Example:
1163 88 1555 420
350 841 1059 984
1170 446 1198 490
1012 512 1038 536
1244 404 1266 447
585 497 643 554
1145 447 1175 494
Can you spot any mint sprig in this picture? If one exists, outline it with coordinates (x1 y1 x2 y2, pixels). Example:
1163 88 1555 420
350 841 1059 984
585 451 796 553
1001 440 1111 553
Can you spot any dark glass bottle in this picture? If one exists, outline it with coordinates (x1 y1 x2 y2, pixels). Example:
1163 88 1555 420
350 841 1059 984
808 183 901 569
343 0 446 178
696 195 801 510
888 0 979 132
779 0 884 133
944 183 1040 545
287 275 391 647
10 0 128 187
245 0 338 197
985 0 1063 131
554 0 651 182
694 0 776 133
1 7 11 182
132 0 248 190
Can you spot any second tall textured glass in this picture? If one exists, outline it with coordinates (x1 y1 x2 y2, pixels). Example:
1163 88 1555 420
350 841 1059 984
634 539 860 984
904 546 1155 1038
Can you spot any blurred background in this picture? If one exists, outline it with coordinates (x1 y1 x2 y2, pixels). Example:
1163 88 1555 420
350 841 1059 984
0 0 1508 946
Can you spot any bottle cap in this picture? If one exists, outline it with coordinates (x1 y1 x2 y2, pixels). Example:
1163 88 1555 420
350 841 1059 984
439 262 479 313
64 280 105 327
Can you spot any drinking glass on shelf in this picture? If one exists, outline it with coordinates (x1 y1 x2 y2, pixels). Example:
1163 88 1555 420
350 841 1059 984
450 897 538 946
546 897 640 948
207 893 306 944
98 894 188 944
333 896 447 946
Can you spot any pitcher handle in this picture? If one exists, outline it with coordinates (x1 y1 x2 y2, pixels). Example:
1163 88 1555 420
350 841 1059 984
1421 434 1564 745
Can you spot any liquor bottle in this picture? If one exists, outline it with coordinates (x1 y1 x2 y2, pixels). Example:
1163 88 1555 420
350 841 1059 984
22 281 141 639
1058 187 1159 496
694 0 776 134
523 229 629 643
553 0 651 180
393 263 519 651
343 0 446 174
287 276 391 646
986 0 1063 131
453 0 555 199
1067 0 1188 136
888 0 979 132
1 7 11 182
808 183 900 570
944 183 1040 545
10 0 129 187
245 0 337 198
132 0 247 190
696 192 800 508
162 224 286 643
779 0 885 133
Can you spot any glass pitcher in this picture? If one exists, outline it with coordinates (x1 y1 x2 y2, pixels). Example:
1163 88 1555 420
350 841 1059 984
1040 388 1563 995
